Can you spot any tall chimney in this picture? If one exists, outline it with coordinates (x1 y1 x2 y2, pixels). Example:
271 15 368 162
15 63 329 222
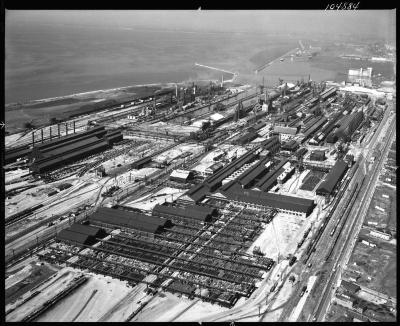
32 131 35 146
73 120 76 134
41 128 44 143
58 124 60 138
65 123 68 135
50 126 52 140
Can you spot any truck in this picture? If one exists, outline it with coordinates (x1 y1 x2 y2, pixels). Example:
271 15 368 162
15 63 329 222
300 285 307 297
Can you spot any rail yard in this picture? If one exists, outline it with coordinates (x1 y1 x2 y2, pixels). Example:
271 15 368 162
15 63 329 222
4 43 397 322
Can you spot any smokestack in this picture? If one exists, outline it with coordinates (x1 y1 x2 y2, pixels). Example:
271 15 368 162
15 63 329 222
73 120 76 134
175 84 178 98
40 128 44 143
50 126 52 140
58 124 60 138
32 131 35 146
65 123 68 135
221 74 224 87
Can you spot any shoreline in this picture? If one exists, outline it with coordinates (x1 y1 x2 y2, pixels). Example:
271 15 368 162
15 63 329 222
5 79 223 108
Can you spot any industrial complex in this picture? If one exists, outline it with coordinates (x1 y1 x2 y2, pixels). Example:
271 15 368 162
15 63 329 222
4 32 396 323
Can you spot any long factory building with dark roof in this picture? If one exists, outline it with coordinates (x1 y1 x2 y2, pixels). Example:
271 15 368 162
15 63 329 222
89 207 172 234
316 159 348 197
217 182 315 218
29 126 123 173
152 204 217 223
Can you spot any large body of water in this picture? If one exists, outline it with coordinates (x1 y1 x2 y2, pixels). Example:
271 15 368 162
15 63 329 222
6 23 394 104
5 24 293 103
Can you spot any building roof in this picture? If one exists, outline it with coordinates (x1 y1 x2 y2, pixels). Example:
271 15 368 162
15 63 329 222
152 204 215 222
238 163 269 188
316 159 348 195
255 159 288 191
207 162 224 172
170 169 192 180
31 140 109 172
185 183 210 202
206 151 256 190
282 139 299 151
131 156 152 168
222 187 315 215
39 136 103 159
89 207 170 234
340 280 361 294
56 229 94 245
274 125 298 135
68 223 105 237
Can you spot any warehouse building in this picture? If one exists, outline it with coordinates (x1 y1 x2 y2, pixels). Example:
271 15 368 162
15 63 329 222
152 204 216 223
316 159 348 196
254 159 288 192
273 125 299 141
334 111 364 142
56 229 97 246
237 157 271 188
260 136 280 155
29 126 123 173
131 156 152 169
30 137 110 174
205 151 257 191
170 169 193 183
340 280 361 295
204 162 224 176
68 223 107 239
218 183 315 217
89 207 172 234
281 139 299 152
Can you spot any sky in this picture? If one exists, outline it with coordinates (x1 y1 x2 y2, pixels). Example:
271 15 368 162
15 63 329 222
5 10 396 41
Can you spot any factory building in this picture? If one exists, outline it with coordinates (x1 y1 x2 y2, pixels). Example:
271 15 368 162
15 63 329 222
205 151 257 191
233 131 259 145
218 182 315 217
236 157 271 188
89 207 172 234
56 223 106 246
204 162 224 176
152 204 216 223
131 156 152 169
281 139 299 152
316 159 348 196
170 169 193 183
29 126 123 174
68 223 107 239
334 111 364 142
30 137 110 174
260 136 280 155
254 159 288 192
273 125 298 142
340 280 361 295
56 229 97 246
